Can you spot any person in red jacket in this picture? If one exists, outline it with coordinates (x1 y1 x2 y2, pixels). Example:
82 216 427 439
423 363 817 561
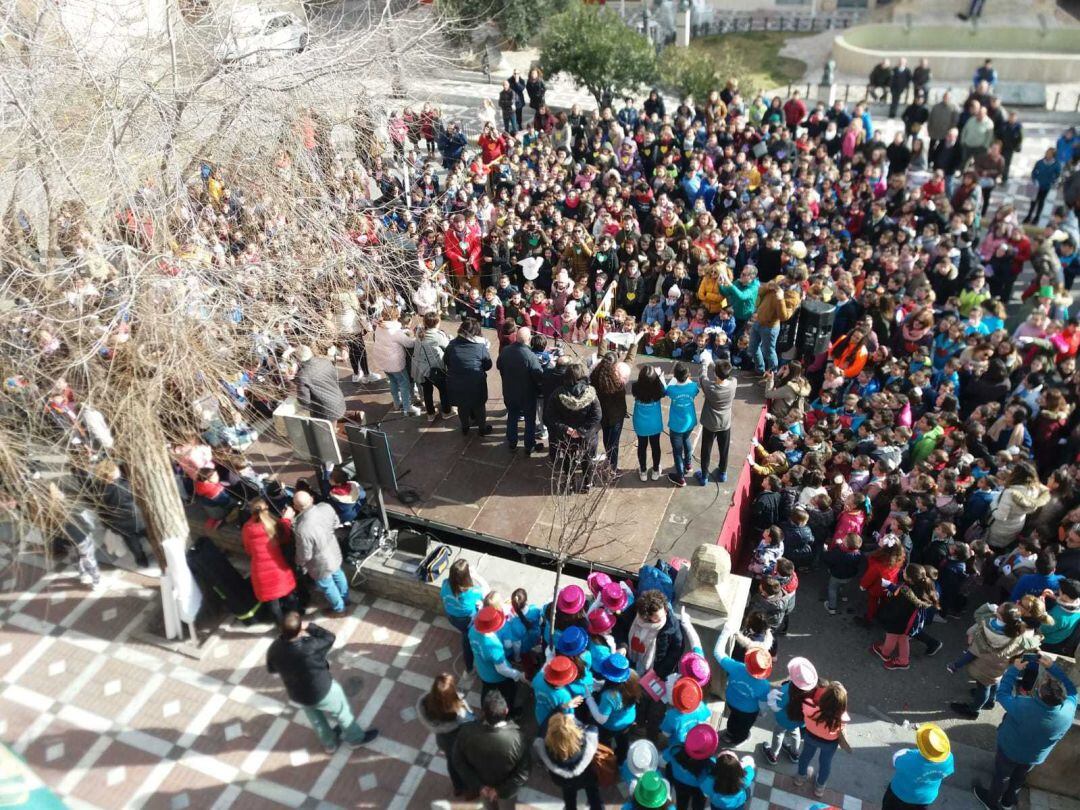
478 124 507 165
242 499 299 625
782 90 808 136
857 536 906 625
444 214 482 288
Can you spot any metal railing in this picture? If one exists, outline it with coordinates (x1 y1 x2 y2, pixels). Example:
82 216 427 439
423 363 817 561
759 81 1080 114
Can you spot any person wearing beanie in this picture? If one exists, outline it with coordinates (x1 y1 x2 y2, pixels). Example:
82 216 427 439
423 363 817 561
713 624 773 745
699 748 757 809
623 770 674 810
532 654 584 730
663 722 717 810
883 723 954 809
469 605 525 710
661 677 711 745
761 657 819 765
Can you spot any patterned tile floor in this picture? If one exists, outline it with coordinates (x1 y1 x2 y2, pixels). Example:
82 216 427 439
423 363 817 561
0 556 879 810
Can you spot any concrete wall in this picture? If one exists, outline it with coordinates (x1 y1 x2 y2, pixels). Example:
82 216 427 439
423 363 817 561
833 28 1080 83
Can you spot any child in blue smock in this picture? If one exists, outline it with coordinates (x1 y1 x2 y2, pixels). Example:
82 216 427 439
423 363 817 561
586 608 617 678
761 657 818 765
440 559 488 673
468 606 524 708
665 361 699 487
661 677 710 744
585 653 639 763
713 624 773 746
504 587 543 662
884 723 955 809
699 750 756 809
632 365 666 481
532 655 580 729
664 723 717 810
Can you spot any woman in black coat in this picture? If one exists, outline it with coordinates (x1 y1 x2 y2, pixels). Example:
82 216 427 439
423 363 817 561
444 318 493 436
546 362 603 491
525 68 546 112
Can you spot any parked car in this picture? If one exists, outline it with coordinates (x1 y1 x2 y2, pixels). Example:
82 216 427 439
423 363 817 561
216 11 308 63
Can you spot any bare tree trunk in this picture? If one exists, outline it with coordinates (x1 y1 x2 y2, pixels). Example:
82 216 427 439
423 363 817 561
547 559 564 654
115 405 188 569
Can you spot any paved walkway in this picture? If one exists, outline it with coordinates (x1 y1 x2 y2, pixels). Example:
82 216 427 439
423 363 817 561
0 554 1012 810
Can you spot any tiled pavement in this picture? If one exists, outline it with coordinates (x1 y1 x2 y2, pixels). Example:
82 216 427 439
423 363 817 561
0 554 884 810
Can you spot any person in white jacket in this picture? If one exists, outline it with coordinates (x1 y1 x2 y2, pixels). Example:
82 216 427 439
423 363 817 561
372 307 421 415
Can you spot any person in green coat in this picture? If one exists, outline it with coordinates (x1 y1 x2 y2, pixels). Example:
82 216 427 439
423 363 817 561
909 414 944 468
717 265 760 340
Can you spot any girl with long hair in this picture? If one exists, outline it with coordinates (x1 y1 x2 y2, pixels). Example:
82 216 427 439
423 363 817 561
796 681 852 798
439 559 489 673
241 499 298 626
632 365 666 481
416 673 473 796
534 713 602 810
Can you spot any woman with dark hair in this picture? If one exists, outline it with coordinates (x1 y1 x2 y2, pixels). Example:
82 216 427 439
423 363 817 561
440 559 489 673
546 361 603 491
417 673 474 796
444 318 493 436
590 345 636 471
632 365 666 482
959 357 1011 417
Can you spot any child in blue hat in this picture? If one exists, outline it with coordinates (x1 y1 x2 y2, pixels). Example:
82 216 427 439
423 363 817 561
585 653 640 763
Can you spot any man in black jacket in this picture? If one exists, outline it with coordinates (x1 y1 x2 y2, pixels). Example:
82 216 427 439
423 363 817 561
497 326 543 455
889 57 913 118
266 612 378 753
452 691 530 809
614 590 685 736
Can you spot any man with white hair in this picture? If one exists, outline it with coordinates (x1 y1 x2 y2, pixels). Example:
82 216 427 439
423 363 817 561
294 345 347 423
292 490 349 615
496 326 543 455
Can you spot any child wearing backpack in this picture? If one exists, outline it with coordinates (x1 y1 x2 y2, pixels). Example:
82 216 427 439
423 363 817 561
859 536 906 625
823 533 863 615
872 564 938 670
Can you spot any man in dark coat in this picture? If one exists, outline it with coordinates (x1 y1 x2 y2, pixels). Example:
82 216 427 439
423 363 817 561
452 691 531 808
889 56 913 119
267 612 378 753
508 70 527 130
497 326 543 455
544 362 602 491
444 318 493 436
295 346 347 423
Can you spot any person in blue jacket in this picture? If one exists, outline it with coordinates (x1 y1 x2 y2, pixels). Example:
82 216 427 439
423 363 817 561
1024 147 1062 226
699 749 756 809
713 625 773 745
440 559 488 673
585 653 639 763
556 626 595 706
665 361 700 487
663 722 716 810
973 655 1077 810
883 723 954 809
632 365 666 481
468 606 525 710
586 608 617 677
660 677 711 744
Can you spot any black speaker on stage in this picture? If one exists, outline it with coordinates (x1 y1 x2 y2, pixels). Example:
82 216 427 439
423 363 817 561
795 299 836 360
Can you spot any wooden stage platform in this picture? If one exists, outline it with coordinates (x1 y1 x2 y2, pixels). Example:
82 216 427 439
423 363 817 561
249 337 764 574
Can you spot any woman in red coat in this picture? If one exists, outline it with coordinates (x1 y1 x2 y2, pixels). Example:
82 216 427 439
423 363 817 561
858 538 905 625
242 499 297 625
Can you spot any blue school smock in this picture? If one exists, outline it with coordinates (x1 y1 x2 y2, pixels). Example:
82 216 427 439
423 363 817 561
441 581 484 619
665 381 700 433
633 399 663 437
699 763 756 809
532 669 573 727
595 688 637 732
661 703 710 744
663 743 714 789
588 639 614 676
768 682 804 731
503 604 543 655
469 626 510 685
718 657 771 713
889 749 954 805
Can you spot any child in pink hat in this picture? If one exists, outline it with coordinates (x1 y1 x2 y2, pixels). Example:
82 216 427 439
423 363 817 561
761 656 819 765
663 722 718 809
586 608 617 678
544 583 588 649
